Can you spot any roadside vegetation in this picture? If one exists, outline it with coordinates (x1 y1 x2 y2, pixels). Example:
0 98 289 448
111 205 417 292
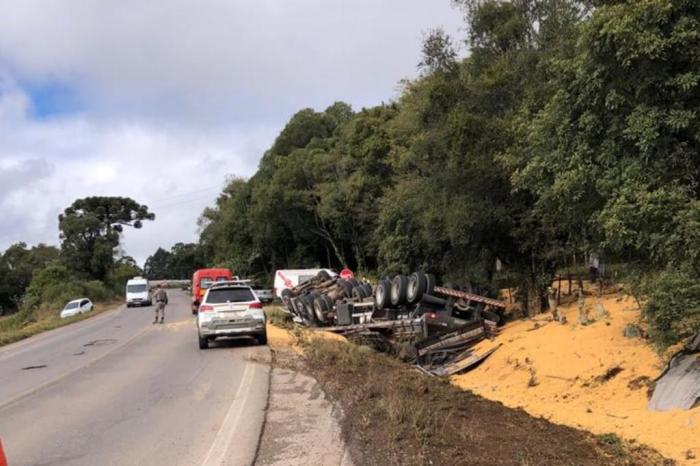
195 0 700 351
0 196 155 345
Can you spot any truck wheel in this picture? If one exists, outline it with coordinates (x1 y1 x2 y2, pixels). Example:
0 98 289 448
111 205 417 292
338 279 354 298
302 295 318 323
281 289 293 303
313 297 326 322
425 273 436 295
351 286 364 301
375 279 390 310
406 272 427 304
198 334 209 350
362 283 372 297
316 270 331 281
321 294 334 312
390 275 408 306
348 278 360 288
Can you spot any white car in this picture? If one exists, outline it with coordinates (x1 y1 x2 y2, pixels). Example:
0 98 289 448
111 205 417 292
60 298 94 319
196 282 266 349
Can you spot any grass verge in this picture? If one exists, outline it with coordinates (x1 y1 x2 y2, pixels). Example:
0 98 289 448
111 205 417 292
0 300 122 347
286 328 673 466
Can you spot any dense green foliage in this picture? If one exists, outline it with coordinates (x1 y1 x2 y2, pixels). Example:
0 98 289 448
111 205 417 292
198 0 700 348
143 242 205 279
0 243 59 313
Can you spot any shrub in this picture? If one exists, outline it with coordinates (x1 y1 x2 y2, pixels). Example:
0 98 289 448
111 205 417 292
632 267 700 350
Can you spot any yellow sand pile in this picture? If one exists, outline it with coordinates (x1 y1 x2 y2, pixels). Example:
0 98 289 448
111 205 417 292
453 292 700 464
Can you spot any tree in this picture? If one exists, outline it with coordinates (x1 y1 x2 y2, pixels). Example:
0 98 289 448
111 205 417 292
143 248 172 280
59 197 155 280
0 242 60 313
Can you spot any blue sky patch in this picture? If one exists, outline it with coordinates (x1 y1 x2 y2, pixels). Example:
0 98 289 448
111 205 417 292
26 81 82 118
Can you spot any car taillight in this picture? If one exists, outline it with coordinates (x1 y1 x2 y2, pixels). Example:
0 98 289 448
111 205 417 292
199 304 214 312
248 302 263 309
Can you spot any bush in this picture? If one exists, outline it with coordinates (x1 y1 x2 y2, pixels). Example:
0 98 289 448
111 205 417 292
632 267 700 350
24 264 116 310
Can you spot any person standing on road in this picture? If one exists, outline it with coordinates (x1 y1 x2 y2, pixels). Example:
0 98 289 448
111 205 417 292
153 283 169 324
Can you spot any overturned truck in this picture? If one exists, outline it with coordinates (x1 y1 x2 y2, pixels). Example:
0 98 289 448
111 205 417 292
282 270 506 376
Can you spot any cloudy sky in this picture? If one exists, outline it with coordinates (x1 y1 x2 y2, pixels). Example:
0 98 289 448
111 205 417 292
0 0 464 265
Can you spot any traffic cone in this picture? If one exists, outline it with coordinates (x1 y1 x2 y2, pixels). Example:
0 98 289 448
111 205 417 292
0 438 7 466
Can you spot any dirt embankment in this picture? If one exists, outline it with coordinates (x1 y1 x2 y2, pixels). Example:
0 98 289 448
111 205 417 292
454 290 698 465
266 323 670 466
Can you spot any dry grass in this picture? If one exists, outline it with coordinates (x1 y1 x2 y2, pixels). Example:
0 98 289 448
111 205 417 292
264 306 293 329
0 300 122 347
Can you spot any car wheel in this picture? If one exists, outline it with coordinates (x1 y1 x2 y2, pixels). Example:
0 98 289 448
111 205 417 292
390 275 408 306
198 334 209 349
257 331 268 345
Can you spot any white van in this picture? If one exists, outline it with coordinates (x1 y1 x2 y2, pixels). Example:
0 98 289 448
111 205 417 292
273 269 336 299
126 277 152 307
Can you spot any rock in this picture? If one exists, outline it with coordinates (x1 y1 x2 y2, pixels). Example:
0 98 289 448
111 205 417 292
686 450 696 460
624 323 642 338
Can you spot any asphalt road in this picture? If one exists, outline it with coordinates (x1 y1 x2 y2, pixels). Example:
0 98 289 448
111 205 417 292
0 290 270 466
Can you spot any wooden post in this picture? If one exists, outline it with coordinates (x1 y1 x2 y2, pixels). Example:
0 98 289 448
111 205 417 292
568 273 572 295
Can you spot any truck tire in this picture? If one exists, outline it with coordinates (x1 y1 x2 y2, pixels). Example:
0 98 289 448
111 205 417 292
313 297 327 322
351 286 365 301
348 278 360 288
338 279 354 298
425 273 436 295
406 272 427 304
361 283 372 297
316 270 331 281
375 279 390 310
281 289 293 303
302 295 318 323
321 294 334 312
390 275 408 306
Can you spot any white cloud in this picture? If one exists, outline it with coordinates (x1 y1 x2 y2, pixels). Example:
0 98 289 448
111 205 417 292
0 85 274 263
0 0 465 265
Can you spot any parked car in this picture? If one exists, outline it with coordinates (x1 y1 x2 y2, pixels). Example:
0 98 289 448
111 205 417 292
191 268 234 314
196 282 267 349
60 298 93 319
273 268 336 300
253 285 274 304
126 277 152 307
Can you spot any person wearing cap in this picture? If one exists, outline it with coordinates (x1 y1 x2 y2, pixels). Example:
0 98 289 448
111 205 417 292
153 283 169 324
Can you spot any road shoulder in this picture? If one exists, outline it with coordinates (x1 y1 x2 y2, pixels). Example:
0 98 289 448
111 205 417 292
255 328 352 466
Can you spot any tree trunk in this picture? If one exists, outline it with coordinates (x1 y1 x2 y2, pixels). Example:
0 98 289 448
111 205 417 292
526 276 542 317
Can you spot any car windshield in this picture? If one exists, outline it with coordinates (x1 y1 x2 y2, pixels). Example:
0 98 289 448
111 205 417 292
127 284 147 293
206 287 255 304
64 301 80 310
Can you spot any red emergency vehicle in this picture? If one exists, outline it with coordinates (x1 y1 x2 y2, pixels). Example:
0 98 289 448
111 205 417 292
191 268 233 314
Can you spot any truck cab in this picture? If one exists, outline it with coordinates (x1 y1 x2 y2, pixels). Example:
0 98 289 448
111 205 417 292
191 268 233 314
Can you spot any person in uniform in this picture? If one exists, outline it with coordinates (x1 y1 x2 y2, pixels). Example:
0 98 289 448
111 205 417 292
153 283 169 324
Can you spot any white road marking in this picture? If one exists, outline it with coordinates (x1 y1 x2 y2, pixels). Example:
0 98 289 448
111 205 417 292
200 361 256 466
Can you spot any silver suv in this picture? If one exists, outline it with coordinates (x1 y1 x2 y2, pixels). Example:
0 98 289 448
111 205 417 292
196 282 267 349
